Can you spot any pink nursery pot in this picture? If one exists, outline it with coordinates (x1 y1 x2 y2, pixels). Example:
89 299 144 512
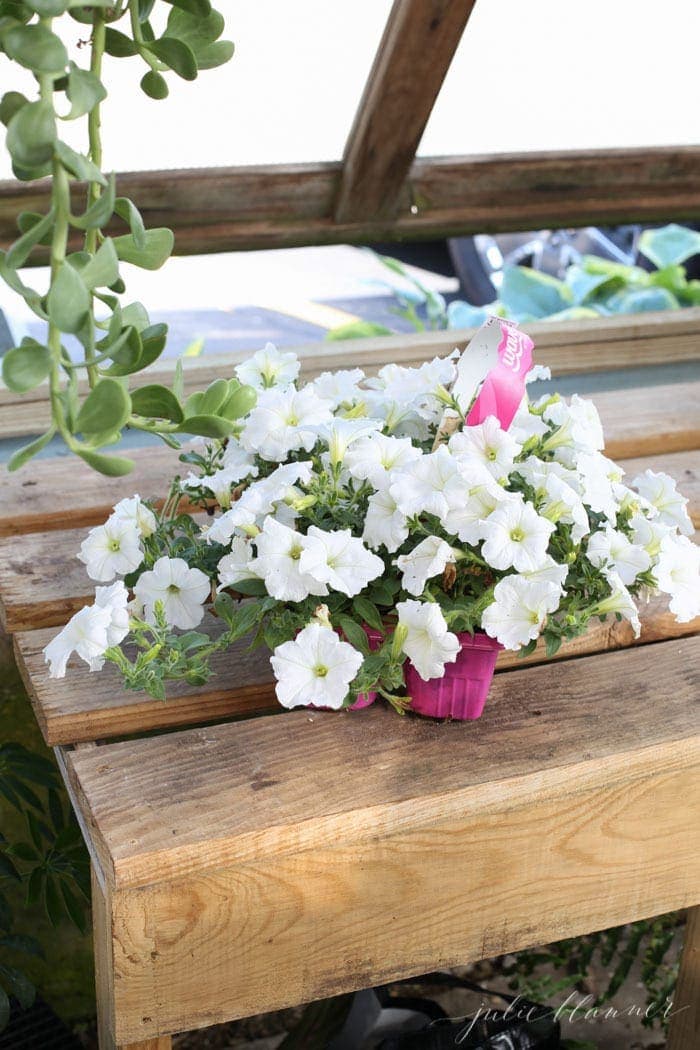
405 631 503 721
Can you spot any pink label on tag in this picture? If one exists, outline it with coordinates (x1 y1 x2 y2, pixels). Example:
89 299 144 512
466 320 533 431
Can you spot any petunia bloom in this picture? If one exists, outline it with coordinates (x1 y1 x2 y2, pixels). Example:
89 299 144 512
270 623 363 709
78 517 143 582
395 599 460 681
134 556 211 629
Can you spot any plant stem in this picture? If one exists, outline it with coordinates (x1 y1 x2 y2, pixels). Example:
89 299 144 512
83 9 106 388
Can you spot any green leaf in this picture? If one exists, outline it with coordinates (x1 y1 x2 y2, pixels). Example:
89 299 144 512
130 384 183 423
337 616 370 654
59 880 87 933
114 196 146 249
638 223 700 269
227 578 267 597
70 171 116 230
0 987 9 1031
145 36 197 80
0 932 43 958
0 854 21 883
7 427 56 471
0 963 35 1009
80 237 119 290
63 61 106 120
352 597 384 632
6 208 54 269
0 90 29 127
164 0 211 15
325 320 393 341
195 39 234 70
140 70 169 100
1 340 51 392
47 261 90 333
104 322 167 375
75 379 131 435
75 448 135 475
175 414 235 439
606 286 679 315
114 228 174 270
218 382 257 420
44 875 63 927
55 139 107 185
25 867 44 906
197 378 228 415
3 23 68 73
104 26 138 57
500 266 572 321
166 7 223 50
6 99 56 169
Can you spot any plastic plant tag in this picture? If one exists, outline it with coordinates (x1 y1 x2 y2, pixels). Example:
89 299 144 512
452 316 534 431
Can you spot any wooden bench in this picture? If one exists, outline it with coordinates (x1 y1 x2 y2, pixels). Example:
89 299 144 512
1 374 699 1050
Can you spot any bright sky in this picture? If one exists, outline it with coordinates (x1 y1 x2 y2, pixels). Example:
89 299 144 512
1 0 699 179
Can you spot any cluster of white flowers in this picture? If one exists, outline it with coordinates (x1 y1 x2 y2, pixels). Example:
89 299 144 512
46 342 699 714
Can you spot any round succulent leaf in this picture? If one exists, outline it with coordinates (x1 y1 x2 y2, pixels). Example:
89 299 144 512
113 228 174 270
175 414 235 439
80 237 120 290
144 36 198 80
218 382 256 420
70 171 116 231
75 378 131 435
130 383 184 423
1 339 51 393
7 427 57 472
3 23 68 73
0 90 29 127
75 448 135 476
63 62 107 120
27 0 71 13
6 207 54 268
6 99 56 169
103 27 138 57
164 0 212 17
165 7 223 50
46 260 90 333
140 70 169 100
54 140 106 185
114 196 146 249
197 377 229 415
195 39 234 70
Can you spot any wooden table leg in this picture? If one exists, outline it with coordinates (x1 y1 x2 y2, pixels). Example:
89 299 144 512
667 905 700 1050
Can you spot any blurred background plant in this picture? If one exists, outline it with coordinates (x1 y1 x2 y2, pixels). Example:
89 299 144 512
327 223 700 340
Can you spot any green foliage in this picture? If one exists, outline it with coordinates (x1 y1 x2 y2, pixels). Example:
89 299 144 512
0 742 90 1031
327 229 700 340
0 0 245 474
504 915 681 1034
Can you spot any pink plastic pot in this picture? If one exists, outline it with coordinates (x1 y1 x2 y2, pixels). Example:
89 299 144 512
404 631 503 720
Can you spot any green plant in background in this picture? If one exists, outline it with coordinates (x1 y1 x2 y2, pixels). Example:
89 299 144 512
0 0 255 476
328 224 700 340
504 914 681 1035
0 741 89 1029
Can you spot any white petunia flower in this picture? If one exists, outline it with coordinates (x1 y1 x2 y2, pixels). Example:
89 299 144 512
586 526 651 586
396 536 455 597
654 534 700 622
314 417 381 466
270 623 363 709
542 395 604 454
345 433 421 487
481 497 555 572
363 485 409 553
576 451 623 522
248 518 328 602
44 604 113 678
299 526 384 597
521 556 569 591
205 461 314 545
630 513 673 560
217 537 259 591
482 575 561 650
112 495 156 538
205 504 257 546
362 390 432 441
234 342 299 390
311 368 365 407
508 399 549 445
183 466 244 510
540 474 590 543
443 471 509 546
449 416 521 480
78 517 143 582
93 580 131 648
133 556 211 629
632 470 693 535
221 442 259 481
592 571 641 637
390 445 463 519
526 365 552 384
395 599 460 681
241 386 333 461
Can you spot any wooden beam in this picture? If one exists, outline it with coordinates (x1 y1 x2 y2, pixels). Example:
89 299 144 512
334 0 476 223
3 309 700 441
2 147 700 257
667 906 700 1050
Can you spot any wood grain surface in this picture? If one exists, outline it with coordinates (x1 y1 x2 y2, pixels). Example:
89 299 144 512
667 905 700 1050
59 636 700 889
16 596 700 746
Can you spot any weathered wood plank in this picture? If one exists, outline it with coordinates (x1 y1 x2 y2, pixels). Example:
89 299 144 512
103 750 699 1042
58 636 700 890
2 390 696 546
334 0 476 222
15 597 700 746
4 308 700 426
2 147 700 256
667 905 700 1050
